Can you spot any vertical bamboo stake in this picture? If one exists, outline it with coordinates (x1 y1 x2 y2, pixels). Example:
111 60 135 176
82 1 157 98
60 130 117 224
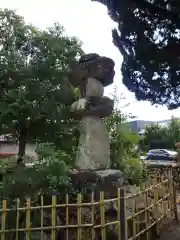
100 191 105 240
135 198 140 240
132 198 136 240
168 169 174 218
124 191 128 240
144 186 149 240
161 174 166 218
25 198 31 240
153 177 159 236
40 196 44 240
166 170 170 215
171 169 178 221
167 173 171 216
16 198 20 240
91 192 95 240
117 188 120 240
120 189 128 240
51 194 56 240
77 193 82 240
159 174 163 216
153 178 159 206
66 194 69 240
1 200 7 240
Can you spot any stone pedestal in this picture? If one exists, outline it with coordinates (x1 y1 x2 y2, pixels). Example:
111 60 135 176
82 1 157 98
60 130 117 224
68 53 115 171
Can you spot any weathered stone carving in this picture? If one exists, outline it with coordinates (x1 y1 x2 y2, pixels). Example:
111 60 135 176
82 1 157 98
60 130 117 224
68 54 115 87
70 97 114 119
76 116 110 170
80 77 104 97
69 53 115 170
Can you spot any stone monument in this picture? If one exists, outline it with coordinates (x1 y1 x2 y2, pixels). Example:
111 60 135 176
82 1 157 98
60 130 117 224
68 54 156 239
68 53 115 170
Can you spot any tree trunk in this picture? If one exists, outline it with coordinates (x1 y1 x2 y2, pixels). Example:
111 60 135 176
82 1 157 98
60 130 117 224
17 121 27 164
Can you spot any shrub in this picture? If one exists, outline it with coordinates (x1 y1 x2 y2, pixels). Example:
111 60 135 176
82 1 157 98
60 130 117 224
119 156 148 186
0 143 73 202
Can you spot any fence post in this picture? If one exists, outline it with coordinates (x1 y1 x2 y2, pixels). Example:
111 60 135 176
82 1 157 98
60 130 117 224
51 192 57 240
1 200 7 240
172 175 179 222
168 168 178 222
120 189 128 240
25 198 31 240
100 191 106 240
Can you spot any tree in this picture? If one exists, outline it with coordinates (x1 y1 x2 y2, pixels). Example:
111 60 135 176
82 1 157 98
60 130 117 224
140 117 180 150
167 117 180 147
92 0 180 109
105 110 138 166
105 105 145 185
140 123 169 151
0 9 83 162
104 88 139 168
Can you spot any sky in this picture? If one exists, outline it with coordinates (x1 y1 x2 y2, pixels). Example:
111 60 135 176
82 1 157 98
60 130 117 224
1 0 180 121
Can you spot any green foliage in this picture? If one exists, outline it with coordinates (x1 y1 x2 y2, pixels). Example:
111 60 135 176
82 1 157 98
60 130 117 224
0 143 72 201
93 0 180 109
167 118 180 147
36 143 75 166
105 89 138 168
119 156 147 186
140 123 169 151
0 144 74 238
104 88 145 185
140 117 180 151
0 8 83 158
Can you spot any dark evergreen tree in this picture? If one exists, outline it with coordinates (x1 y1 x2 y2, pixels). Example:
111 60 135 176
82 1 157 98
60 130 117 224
92 0 180 109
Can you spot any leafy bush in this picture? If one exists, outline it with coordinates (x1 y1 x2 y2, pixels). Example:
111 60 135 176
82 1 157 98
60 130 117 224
118 156 148 186
0 143 73 202
105 106 138 168
104 88 146 185
0 143 75 238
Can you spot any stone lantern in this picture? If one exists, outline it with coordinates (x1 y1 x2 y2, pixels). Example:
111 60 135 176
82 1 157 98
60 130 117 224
68 53 115 170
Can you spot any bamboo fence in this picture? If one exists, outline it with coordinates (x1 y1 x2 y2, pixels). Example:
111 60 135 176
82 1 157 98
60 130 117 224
0 170 178 240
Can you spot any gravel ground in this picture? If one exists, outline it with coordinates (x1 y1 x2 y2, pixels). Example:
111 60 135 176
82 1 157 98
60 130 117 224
159 220 180 240
159 192 180 240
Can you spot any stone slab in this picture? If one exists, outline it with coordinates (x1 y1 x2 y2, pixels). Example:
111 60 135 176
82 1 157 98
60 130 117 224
70 96 114 119
68 56 115 87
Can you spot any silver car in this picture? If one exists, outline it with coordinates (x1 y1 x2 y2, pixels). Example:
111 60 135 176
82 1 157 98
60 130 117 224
146 149 177 161
143 149 178 167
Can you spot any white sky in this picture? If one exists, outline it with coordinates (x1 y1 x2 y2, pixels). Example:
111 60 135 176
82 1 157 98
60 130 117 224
1 0 180 121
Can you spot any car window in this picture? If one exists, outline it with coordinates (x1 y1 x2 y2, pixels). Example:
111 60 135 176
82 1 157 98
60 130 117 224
149 149 160 152
149 150 164 154
166 150 177 155
159 150 168 154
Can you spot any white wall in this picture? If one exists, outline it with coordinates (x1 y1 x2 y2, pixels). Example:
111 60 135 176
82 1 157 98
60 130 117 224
0 143 38 159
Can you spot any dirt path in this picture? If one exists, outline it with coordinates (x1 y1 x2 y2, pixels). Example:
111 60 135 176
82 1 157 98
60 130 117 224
159 220 180 240
159 193 180 240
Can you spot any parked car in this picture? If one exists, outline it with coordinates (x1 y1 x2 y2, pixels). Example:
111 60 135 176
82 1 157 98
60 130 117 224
145 149 177 161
